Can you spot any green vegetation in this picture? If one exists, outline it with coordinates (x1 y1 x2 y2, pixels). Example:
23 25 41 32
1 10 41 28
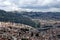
0 10 40 28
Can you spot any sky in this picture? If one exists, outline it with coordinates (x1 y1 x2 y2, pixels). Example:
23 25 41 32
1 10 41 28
0 0 60 12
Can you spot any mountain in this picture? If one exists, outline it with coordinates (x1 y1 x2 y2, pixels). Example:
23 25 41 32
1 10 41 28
0 10 60 28
0 10 39 27
21 12 60 20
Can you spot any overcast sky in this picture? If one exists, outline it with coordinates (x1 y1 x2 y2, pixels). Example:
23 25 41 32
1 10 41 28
0 0 60 12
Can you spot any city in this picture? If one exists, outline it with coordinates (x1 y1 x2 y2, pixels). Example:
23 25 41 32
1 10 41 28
0 0 60 40
0 21 60 40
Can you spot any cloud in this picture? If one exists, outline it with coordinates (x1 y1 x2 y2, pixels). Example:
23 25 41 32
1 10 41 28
0 0 60 12
0 0 19 11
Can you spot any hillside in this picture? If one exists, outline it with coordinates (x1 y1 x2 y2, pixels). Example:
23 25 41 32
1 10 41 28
21 12 60 20
0 10 60 28
0 10 38 27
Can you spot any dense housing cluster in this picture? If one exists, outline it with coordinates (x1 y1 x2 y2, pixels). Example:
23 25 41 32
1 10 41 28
0 22 60 40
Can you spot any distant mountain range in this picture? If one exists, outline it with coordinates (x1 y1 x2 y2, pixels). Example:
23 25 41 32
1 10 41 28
21 12 60 20
0 9 60 28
